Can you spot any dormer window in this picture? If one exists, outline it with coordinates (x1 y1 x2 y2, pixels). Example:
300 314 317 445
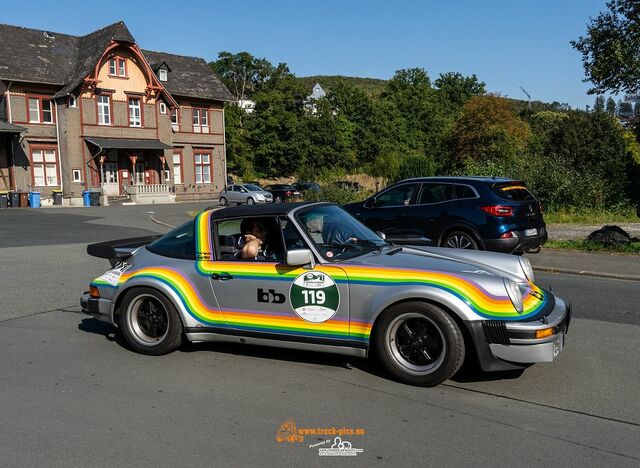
159 69 167 82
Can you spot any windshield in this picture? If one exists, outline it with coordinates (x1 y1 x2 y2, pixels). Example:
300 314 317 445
244 184 263 192
295 205 387 260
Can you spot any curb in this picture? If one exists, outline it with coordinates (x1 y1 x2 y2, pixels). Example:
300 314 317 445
534 265 640 282
149 214 175 229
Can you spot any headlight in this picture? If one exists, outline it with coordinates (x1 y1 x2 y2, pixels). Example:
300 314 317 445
504 278 524 313
519 257 535 282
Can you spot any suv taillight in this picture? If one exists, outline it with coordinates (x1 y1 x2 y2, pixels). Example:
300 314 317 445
480 205 515 217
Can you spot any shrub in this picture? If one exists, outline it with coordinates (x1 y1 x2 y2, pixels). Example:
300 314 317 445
394 155 436 182
303 185 371 205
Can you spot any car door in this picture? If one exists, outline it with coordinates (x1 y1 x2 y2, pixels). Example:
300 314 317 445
403 183 456 245
202 216 353 346
358 182 420 242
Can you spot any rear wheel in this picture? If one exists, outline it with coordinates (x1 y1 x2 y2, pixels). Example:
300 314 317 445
247 197 255 205
119 287 182 355
219 196 228 207
374 301 465 386
444 231 479 250
274 195 282 203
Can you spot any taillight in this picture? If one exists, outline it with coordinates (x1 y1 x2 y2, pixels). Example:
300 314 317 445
286 191 292 196
500 231 516 239
480 205 514 217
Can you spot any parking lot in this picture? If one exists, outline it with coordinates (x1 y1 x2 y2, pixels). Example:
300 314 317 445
1 205 639 466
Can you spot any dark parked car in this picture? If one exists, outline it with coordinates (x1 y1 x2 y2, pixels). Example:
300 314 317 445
343 177 547 254
333 181 362 191
264 184 302 203
292 181 321 193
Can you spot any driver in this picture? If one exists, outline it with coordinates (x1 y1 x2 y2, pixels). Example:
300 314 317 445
321 212 357 245
237 218 277 261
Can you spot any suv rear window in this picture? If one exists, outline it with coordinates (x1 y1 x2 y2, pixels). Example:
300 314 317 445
492 183 535 201
146 220 195 260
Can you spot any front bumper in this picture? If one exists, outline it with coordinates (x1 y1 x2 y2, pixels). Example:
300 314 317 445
466 296 571 372
80 292 113 324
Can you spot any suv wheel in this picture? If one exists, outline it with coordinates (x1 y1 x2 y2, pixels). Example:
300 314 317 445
444 231 479 250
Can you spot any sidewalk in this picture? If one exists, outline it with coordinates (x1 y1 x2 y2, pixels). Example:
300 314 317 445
548 223 640 240
526 248 640 281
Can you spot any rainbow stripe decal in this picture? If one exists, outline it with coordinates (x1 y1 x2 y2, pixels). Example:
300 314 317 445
92 266 371 343
195 210 214 261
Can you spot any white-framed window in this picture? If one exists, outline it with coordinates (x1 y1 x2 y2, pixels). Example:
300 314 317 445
97 95 111 125
32 148 59 186
72 169 82 182
192 108 209 133
128 98 142 127
28 98 40 123
68 95 77 108
109 58 117 75
118 58 126 77
170 108 179 131
27 97 54 124
172 153 182 184
159 102 167 114
194 152 211 184
159 69 167 82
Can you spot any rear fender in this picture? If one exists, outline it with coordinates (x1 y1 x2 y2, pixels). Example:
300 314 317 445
112 276 199 328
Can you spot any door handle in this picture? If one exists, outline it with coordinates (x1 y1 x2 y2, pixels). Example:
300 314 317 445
211 273 234 281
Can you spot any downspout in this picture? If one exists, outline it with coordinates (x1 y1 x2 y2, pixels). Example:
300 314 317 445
6 81 16 191
222 104 228 202
55 99 63 195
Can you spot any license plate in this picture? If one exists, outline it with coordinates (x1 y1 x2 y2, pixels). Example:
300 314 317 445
524 228 537 237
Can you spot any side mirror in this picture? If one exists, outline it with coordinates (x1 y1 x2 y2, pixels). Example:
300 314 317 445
376 231 386 240
364 197 376 208
286 249 315 267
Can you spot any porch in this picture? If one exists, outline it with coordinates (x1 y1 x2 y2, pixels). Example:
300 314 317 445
85 137 175 204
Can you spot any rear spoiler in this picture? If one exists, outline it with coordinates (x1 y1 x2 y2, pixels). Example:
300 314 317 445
87 235 161 265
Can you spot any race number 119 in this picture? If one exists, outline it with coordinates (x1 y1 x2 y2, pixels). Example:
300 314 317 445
302 290 325 305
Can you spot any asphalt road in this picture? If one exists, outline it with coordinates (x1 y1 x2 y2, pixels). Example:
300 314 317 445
0 207 639 466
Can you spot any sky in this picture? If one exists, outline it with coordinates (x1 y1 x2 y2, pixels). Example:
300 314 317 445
1 0 611 109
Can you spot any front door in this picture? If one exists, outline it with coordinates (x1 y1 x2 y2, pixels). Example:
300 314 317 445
200 215 353 347
134 162 145 185
102 162 120 196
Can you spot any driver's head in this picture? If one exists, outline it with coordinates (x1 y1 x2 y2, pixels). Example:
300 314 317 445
241 218 268 242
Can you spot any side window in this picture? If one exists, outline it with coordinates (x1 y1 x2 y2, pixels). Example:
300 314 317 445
376 183 420 207
215 217 285 262
146 221 195 260
419 184 454 204
455 184 477 200
280 218 309 251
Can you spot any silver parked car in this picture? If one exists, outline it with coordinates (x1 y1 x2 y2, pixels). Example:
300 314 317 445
219 184 272 206
82 202 570 387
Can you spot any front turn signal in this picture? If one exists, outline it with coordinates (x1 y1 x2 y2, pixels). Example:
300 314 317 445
89 285 100 298
535 327 553 339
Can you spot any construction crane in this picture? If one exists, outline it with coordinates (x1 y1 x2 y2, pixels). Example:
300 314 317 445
519 86 532 110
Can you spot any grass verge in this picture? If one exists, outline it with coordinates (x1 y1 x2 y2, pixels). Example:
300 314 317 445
545 208 639 224
545 239 640 254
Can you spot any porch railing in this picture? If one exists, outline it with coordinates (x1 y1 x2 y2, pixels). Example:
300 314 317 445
124 183 170 195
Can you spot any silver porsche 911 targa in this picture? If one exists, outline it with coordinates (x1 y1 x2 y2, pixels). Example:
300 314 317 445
81 202 570 386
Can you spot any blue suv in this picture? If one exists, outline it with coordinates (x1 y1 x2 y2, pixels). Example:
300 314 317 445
343 177 547 254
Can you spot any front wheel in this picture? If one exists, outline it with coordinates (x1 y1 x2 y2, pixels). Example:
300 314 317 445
374 302 465 386
119 287 182 355
444 231 479 250
247 197 255 205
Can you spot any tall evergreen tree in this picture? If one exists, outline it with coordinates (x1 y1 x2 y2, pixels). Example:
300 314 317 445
606 97 617 115
594 95 605 112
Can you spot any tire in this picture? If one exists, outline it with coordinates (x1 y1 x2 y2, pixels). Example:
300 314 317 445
274 196 282 203
443 230 479 250
247 197 255 205
118 287 182 356
374 301 465 387
219 196 227 207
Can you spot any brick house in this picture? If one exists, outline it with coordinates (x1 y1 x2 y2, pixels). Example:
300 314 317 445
0 21 234 204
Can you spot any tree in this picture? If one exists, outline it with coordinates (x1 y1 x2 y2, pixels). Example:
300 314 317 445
211 52 270 102
594 95 605 112
449 95 531 163
572 0 640 94
434 72 486 108
618 101 634 118
606 97 617 115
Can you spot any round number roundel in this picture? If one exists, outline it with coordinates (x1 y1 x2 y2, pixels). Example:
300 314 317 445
290 271 340 323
